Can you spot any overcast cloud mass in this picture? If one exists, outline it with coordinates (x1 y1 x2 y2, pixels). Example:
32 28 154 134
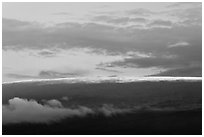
2 2 202 82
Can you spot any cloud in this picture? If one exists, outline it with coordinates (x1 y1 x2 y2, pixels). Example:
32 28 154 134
2 17 201 54
5 70 85 80
127 8 154 16
167 2 201 8
3 97 132 124
61 96 69 101
2 4 201 77
3 18 130 51
37 50 57 57
38 70 81 78
148 20 173 28
44 99 63 108
93 15 147 25
5 73 38 79
103 47 202 77
106 55 182 69
2 97 94 124
167 4 201 26
130 17 147 23
151 66 202 77
98 104 130 116
52 12 71 15
93 15 128 24
95 67 121 73
2 3 201 52
168 41 190 48
2 18 40 31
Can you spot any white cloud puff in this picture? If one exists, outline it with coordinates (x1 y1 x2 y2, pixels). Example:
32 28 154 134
45 99 63 108
2 97 94 124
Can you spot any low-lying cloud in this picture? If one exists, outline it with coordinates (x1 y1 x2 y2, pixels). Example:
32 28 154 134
3 97 131 124
44 99 63 108
2 97 94 124
98 104 130 116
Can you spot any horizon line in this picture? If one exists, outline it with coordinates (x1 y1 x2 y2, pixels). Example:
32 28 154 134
2 76 202 85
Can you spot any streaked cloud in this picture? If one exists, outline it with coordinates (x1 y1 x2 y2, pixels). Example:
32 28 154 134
38 70 83 78
168 41 190 48
152 66 202 77
37 50 57 57
147 20 173 28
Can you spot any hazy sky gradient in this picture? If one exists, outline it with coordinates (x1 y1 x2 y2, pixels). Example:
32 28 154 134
2 2 202 82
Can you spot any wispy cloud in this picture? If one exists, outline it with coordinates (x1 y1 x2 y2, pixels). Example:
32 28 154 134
168 41 190 48
147 20 173 28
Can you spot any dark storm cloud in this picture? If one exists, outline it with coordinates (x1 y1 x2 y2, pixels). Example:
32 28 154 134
3 97 131 124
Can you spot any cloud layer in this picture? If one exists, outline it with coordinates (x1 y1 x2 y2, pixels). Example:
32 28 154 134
2 3 202 80
3 97 131 124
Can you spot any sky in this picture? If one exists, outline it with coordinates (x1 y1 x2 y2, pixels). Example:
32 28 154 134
2 2 202 82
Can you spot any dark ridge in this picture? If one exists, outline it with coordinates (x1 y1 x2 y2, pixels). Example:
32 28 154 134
3 109 202 135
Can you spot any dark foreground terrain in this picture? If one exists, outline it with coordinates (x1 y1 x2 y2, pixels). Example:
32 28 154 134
3 109 202 135
2 80 202 135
